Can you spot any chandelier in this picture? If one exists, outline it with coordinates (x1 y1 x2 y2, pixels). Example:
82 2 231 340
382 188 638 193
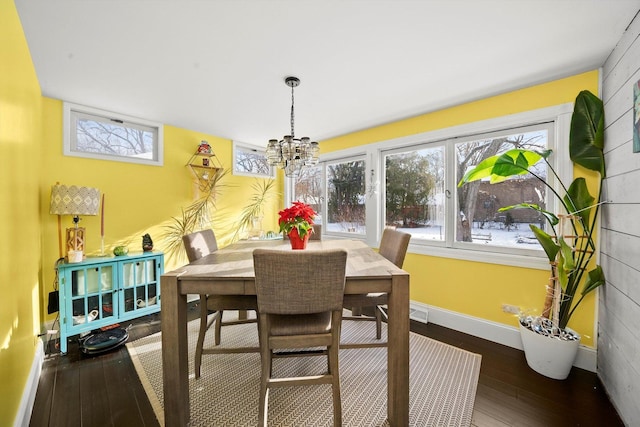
266 76 319 177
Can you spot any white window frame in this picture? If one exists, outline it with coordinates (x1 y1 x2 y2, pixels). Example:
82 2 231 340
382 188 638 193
63 102 164 166
287 103 573 269
232 141 275 178
448 121 556 257
324 154 368 239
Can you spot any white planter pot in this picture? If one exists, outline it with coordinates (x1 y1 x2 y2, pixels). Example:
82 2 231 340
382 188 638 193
519 322 580 380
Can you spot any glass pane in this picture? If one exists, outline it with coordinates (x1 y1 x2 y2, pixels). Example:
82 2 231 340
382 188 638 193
148 283 158 303
72 270 85 297
135 287 148 310
146 260 156 281
100 266 113 292
327 160 365 233
102 293 114 318
136 283 159 309
86 268 101 294
76 117 155 159
123 263 134 287
122 262 145 287
294 164 323 224
72 297 100 325
72 299 86 318
455 128 548 249
124 288 135 312
384 146 445 241
234 146 272 176
135 262 145 285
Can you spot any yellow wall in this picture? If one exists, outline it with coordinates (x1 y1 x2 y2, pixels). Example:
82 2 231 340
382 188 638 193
321 71 600 346
0 0 43 423
40 99 282 324
1 1 602 420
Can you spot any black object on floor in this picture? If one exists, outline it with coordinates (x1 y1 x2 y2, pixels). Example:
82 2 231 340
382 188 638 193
79 328 129 355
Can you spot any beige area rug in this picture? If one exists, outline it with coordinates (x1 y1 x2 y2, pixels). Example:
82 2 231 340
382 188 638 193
127 311 481 427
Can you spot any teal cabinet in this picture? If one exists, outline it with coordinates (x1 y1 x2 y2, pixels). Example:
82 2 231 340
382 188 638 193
56 252 164 353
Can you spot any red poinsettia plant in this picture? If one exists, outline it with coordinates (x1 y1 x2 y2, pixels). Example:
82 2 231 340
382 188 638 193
278 201 316 238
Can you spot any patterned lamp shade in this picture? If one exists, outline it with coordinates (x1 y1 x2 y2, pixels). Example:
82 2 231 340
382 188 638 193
49 184 100 216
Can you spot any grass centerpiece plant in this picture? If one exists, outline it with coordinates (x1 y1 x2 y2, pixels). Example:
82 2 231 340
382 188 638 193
278 201 316 249
233 179 278 241
458 90 605 379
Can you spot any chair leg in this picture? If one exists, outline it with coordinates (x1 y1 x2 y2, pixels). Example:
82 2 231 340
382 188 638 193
258 316 270 427
195 295 215 379
375 306 382 340
214 310 224 345
329 312 342 427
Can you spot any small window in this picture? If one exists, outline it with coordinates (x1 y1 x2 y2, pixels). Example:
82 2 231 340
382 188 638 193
63 102 163 166
233 141 274 178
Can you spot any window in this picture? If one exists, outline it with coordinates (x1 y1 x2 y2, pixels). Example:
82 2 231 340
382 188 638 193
326 158 366 234
293 164 323 224
383 145 445 241
289 104 571 268
233 141 274 178
63 102 163 166
453 124 553 256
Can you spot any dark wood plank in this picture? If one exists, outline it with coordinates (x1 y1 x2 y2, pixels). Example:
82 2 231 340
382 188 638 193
103 347 158 426
46 354 81 426
30 303 623 427
412 320 623 427
79 354 111 426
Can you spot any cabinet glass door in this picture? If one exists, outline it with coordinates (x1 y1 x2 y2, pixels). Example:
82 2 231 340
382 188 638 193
121 257 160 313
70 264 115 326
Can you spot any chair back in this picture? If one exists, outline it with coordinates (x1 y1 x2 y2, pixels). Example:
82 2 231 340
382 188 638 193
182 229 218 262
253 249 347 315
309 224 322 240
378 228 411 268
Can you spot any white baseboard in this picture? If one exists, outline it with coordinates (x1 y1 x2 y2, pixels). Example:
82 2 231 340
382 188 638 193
411 301 596 373
14 339 44 427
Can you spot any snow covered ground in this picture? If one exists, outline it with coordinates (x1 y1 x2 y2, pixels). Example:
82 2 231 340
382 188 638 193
325 222 542 249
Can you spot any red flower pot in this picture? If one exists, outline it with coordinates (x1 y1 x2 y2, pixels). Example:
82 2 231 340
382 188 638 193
288 228 310 250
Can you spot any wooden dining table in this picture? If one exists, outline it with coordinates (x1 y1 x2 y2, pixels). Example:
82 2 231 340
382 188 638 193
160 238 410 426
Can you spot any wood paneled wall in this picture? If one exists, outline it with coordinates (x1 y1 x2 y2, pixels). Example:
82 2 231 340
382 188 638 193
599 9 640 425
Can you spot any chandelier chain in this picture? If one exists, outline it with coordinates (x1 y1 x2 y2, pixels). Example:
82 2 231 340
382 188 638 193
290 84 295 137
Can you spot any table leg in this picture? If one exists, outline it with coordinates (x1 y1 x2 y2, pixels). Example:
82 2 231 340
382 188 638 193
387 272 410 426
161 272 189 426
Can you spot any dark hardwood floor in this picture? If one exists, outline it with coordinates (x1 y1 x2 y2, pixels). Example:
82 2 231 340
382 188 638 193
30 303 623 426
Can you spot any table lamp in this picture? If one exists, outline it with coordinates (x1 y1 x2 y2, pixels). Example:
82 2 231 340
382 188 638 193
50 184 101 262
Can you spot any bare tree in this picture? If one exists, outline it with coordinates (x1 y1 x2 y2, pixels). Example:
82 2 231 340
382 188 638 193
456 133 544 241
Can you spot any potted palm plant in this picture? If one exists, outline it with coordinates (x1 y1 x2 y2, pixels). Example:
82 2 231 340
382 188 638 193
458 90 605 379
163 168 229 260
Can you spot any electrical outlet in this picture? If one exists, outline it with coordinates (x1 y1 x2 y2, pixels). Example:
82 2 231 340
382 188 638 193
502 304 520 314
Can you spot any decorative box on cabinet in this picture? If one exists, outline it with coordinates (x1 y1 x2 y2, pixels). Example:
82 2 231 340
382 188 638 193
56 251 164 353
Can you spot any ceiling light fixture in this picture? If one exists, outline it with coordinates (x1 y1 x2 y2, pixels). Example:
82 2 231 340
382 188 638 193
266 76 319 178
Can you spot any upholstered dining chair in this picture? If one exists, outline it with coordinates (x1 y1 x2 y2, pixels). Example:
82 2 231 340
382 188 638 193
253 249 347 427
182 229 258 379
342 228 411 340
310 223 322 240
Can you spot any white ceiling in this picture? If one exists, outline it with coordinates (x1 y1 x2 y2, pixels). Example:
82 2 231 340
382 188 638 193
15 1 640 146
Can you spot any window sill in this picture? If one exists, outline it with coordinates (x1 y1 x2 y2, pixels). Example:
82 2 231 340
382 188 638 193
409 243 549 270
